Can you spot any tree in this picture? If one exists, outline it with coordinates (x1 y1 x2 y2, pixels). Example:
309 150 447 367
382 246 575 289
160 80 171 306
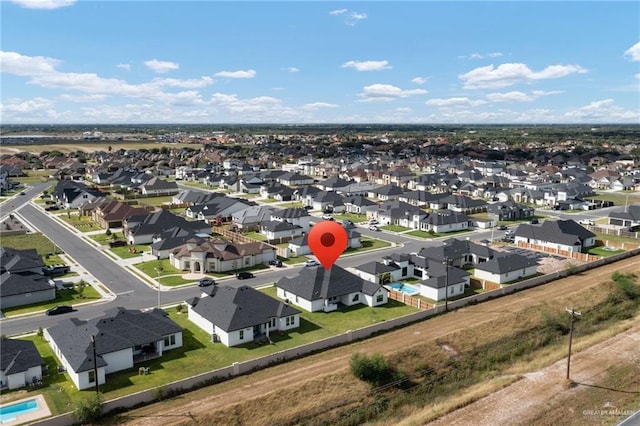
37 326 44 341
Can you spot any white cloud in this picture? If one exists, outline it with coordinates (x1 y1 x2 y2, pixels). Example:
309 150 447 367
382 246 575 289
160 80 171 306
282 67 299 73
151 77 214 89
564 99 640 122
460 62 587 89
485 90 561 103
59 94 108 103
0 51 59 76
341 60 391 71
411 77 426 85
635 73 640 80
117 63 131 71
425 97 486 107
144 59 179 73
302 102 339 110
463 52 504 60
624 42 640 61
358 84 427 102
330 9 367 26
214 70 256 78
9 0 75 9
1 97 54 113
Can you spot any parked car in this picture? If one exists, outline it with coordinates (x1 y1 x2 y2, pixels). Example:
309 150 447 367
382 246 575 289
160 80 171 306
19 192 26 196
530 218 539 224
321 214 334 221
368 219 379 225
42 265 70 276
578 219 595 226
342 220 354 227
108 240 128 248
497 224 508 230
46 305 73 316
369 225 380 231
268 259 283 267
45 205 60 211
304 259 320 267
198 278 216 287
505 229 514 236
236 271 255 280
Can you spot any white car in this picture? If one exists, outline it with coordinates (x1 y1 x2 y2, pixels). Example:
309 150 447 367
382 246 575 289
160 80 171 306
304 259 320 267
369 225 380 231
578 219 595 226
368 219 379 225
321 214 334 221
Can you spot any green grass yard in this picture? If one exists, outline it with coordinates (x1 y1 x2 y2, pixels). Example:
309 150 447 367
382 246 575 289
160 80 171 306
335 212 368 223
57 215 103 232
1 233 63 257
110 244 151 259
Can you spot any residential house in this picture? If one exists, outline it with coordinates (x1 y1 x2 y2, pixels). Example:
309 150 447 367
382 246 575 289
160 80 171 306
0 273 55 309
270 208 311 232
170 238 276 273
185 285 300 347
260 182 294 201
52 180 104 209
89 198 156 229
139 177 179 196
150 227 204 259
276 265 388 313
368 184 404 201
474 253 538 285
514 219 596 253
343 195 378 215
231 205 277 231
0 338 44 390
288 223 360 256
45 307 183 390
487 201 535 221
608 204 640 228
124 210 211 244
306 191 346 212
421 210 471 234
278 172 314 186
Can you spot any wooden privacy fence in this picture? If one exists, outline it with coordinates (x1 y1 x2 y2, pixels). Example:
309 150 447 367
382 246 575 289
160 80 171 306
516 241 600 263
388 290 432 310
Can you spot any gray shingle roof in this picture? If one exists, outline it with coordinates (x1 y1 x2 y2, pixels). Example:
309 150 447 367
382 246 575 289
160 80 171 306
46 307 182 373
515 219 596 246
276 265 382 300
188 285 299 332
0 273 53 297
1 338 44 376
475 253 538 274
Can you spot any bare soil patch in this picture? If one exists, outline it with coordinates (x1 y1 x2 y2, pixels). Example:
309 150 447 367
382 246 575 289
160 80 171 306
110 256 640 426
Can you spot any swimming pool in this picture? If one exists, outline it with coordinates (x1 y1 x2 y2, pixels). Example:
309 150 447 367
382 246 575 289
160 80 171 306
0 398 39 423
387 282 420 296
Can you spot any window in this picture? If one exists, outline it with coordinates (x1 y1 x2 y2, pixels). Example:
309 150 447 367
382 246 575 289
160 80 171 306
184 261 190 269
376 294 384 303
239 330 245 340
352 294 360 302
164 334 176 347
88 370 95 384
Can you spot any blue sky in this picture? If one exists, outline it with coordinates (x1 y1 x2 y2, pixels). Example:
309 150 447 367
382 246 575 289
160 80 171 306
1 1 639 124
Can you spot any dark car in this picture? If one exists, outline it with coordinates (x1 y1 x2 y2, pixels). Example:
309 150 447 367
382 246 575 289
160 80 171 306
46 305 73 316
45 205 60 211
236 271 255 280
268 259 283 267
198 278 216 287
497 224 508 230
19 192 26 196
108 240 128 248
42 265 70 276
530 218 539 224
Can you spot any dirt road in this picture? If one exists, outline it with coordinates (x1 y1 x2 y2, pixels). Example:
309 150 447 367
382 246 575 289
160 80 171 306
117 256 640 425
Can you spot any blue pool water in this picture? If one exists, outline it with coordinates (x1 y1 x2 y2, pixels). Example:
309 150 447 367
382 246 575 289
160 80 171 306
0 399 39 422
388 282 420 296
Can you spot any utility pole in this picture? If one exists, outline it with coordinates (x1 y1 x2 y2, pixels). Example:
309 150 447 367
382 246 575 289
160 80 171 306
444 257 449 312
565 307 581 380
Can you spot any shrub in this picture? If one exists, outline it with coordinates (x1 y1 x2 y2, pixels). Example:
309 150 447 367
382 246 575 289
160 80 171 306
350 353 396 387
612 272 640 300
105 228 112 236
74 393 102 424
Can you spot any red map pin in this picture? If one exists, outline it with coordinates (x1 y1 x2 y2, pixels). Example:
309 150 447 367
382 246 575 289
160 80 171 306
308 220 348 270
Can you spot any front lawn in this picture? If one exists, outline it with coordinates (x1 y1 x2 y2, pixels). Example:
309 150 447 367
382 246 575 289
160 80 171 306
406 230 436 239
381 224 411 232
244 231 268 241
334 212 368 223
260 198 280 203
58 215 102 232
1 287 101 317
134 259 182 278
276 201 304 208
344 236 392 254
110 244 151 259
132 195 174 206
1 233 63 256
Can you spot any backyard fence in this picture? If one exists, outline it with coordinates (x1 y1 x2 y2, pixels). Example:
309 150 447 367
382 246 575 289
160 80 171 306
516 241 601 263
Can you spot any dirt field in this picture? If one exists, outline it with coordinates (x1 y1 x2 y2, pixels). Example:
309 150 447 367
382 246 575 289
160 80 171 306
112 256 640 426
